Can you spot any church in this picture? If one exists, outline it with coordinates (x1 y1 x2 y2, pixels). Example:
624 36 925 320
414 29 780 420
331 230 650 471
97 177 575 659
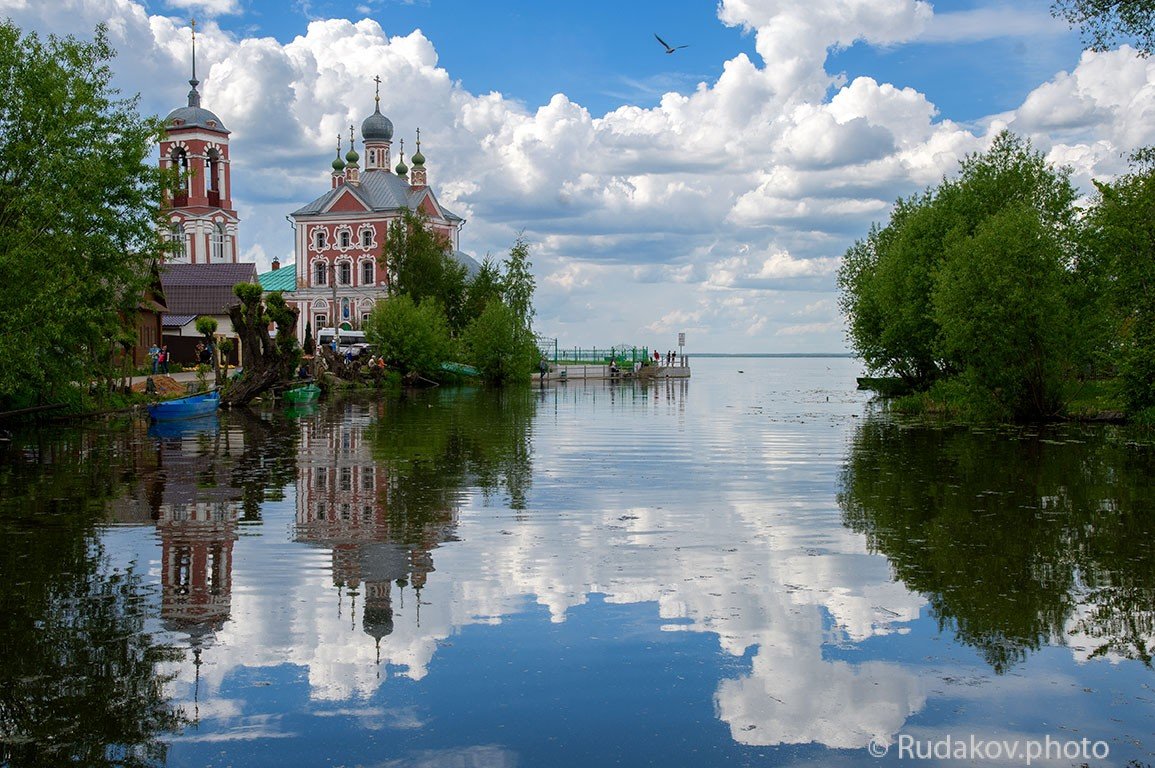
271 80 480 341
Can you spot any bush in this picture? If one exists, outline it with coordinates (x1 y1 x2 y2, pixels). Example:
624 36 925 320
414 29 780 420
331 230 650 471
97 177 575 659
364 295 452 377
461 301 539 383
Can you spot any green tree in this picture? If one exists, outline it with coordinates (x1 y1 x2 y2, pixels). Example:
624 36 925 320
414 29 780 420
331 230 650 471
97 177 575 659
463 256 503 323
462 299 539 383
221 285 300 405
1081 147 1155 411
837 131 1081 418
502 232 536 332
383 210 468 331
303 318 315 356
0 22 167 410
933 204 1071 419
364 294 452 377
1052 0 1155 53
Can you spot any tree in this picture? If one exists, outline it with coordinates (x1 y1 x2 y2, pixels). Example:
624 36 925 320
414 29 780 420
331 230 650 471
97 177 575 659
462 299 539 383
364 294 452 378
383 209 469 331
502 232 536 332
462 256 503 323
220 285 300 405
0 22 168 410
1052 0 1155 54
1081 147 1155 411
837 131 1081 419
303 319 315 356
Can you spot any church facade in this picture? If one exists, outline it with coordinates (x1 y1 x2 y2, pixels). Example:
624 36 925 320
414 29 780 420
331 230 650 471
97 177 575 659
284 88 477 341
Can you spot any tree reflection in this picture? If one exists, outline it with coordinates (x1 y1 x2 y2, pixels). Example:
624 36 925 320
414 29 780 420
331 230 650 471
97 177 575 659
839 418 1155 673
369 387 536 528
0 425 185 767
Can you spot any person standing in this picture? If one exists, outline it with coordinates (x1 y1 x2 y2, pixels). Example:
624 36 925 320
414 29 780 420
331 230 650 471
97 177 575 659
148 343 160 375
159 345 169 374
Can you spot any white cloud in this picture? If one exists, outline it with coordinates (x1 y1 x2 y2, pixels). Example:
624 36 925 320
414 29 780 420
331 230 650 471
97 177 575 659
165 0 241 17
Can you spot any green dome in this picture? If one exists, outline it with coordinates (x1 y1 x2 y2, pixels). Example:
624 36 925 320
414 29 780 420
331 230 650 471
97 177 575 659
395 158 408 175
411 149 425 166
331 155 346 171
345 148 360 164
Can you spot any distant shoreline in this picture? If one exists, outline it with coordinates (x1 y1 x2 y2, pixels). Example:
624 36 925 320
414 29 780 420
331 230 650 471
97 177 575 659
689 352 855 358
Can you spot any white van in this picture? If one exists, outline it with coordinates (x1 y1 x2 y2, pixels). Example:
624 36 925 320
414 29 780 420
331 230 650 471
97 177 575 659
317 327 367 353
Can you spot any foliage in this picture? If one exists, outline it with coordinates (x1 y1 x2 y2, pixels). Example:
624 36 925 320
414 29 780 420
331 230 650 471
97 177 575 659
837 131 1080 419
461 299 539 383
194 316 217 340
303 319 315 356
462 256 503 323
383 209 468 331
364 294 453 377
1081 148 1155 411
502 232 536 332
0 22 167 411
1051 0 1155 54
221 286 300 405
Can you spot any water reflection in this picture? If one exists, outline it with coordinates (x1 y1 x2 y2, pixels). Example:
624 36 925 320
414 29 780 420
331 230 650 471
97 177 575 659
0 424 185 767
839 417 1155 672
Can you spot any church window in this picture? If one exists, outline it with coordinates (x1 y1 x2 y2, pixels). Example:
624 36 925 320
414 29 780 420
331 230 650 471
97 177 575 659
314 261 328 286
211 222 227 262
314 229 327 250
339 229 351 248
368 149 376 165
361 228 373 247
361 260 374 285
314 313 326 332
338 261 352 285
169 223 188 261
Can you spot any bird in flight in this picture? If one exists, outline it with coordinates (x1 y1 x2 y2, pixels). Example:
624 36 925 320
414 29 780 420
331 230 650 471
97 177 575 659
654 33 689 54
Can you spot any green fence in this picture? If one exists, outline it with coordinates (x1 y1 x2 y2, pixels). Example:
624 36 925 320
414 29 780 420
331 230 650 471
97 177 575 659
540 344 651 366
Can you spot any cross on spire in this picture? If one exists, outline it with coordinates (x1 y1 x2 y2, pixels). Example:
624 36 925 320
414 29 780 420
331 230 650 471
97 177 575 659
415 127 421 152
373 75 382 106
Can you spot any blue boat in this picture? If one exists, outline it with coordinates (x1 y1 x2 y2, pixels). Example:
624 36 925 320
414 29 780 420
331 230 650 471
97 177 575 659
147 390 220 421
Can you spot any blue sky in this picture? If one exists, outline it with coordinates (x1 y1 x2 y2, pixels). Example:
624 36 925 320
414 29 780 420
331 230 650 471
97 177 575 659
6 0 1153 352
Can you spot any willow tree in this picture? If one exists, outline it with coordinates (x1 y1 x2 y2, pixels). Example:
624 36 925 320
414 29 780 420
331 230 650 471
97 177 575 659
0 22 167 411
221 285 300 406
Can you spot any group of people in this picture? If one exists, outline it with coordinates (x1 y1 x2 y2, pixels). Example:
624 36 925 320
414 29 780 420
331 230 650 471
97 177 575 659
652 349 681 367
148 344 170 375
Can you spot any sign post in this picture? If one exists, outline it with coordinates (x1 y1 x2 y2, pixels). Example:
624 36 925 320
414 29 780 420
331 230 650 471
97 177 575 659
678 332 685 365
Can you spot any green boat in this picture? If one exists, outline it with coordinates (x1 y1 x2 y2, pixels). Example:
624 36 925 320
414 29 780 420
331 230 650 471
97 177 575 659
283 383 321 404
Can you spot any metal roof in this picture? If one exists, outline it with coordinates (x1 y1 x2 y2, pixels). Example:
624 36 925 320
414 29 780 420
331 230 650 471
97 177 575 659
291 169 463 222
160 263 258 315
259 264 297 292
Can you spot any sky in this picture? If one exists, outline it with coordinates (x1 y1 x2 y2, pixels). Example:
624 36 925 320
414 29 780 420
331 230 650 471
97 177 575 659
4 0 1154 352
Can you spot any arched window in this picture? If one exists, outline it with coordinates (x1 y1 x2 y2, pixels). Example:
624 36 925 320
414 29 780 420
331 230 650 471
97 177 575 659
171 148 189 192
361 260 374 285
314 229 327 250
368 149 376 166
211 222 227 262
339 229 351 248
361 228 373 247
338 261 352 285
314 261 327 286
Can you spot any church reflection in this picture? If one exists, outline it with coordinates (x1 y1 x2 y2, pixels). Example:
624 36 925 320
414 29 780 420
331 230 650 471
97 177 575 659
294 401 457 660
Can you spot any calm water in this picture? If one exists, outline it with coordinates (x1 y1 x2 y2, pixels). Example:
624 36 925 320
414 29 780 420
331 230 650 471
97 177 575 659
2 357 1154 767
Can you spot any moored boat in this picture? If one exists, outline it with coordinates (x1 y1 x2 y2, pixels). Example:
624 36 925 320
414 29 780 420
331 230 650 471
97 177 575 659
147 390 220 421
283 383 321 404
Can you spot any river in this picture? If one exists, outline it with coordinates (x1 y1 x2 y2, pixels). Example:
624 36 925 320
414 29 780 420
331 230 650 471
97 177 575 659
1 356 1152 767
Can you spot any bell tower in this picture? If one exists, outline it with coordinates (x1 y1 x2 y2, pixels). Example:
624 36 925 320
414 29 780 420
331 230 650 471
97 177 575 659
160 20 240 264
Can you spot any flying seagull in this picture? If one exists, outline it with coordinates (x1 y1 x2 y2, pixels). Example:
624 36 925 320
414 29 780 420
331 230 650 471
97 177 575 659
654 33 689 54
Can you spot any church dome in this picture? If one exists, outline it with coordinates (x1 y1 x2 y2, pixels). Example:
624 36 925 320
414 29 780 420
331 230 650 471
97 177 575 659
411 148 425 166
165 104 229 134
362 105 394 142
